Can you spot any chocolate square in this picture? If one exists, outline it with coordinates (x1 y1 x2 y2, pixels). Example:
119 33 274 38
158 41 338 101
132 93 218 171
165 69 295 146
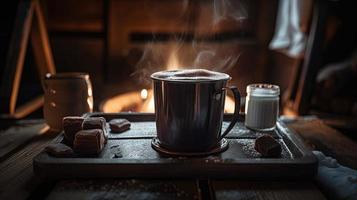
82 117 108 141
73 129 105 155
62 116 84 145
45 143 74 157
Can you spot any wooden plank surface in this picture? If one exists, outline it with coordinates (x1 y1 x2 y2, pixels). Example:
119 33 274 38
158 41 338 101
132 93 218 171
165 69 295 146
0 129 58 200
212 180 326 200
0 119 48 159
47 179 200 200
0 118 327 200
287 119 357 169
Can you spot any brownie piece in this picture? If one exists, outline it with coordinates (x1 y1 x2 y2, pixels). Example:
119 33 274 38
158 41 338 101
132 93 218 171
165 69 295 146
45 143 74 158
73 129 105 155
254 134 282 157
82 117 108 141
109 119 131 133
62 116 84 145
62 116 84 146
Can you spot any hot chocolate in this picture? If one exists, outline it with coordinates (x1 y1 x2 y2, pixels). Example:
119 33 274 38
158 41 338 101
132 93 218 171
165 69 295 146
151 69 230 82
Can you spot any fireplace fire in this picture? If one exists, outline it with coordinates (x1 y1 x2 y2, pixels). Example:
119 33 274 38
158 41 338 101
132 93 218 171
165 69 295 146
101 48 236 113
101 88 235 113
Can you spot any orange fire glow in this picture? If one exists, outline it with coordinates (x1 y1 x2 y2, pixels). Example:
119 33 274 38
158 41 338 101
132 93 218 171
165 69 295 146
140 89 148 100
101 51 235 113
102 88 235 113
139 89 155 112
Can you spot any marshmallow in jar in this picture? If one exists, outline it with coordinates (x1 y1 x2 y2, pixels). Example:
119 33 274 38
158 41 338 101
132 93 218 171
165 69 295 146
244 84 280 131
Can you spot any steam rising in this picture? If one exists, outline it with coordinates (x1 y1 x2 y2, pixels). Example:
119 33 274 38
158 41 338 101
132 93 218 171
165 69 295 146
213 0 248 25
131 0 248 84
193 50 242 72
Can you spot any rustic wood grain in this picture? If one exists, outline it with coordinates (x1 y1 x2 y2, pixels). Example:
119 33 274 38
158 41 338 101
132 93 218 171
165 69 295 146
287 119 357 169
0 116 329 200
213 180 326 200
0 120 49 159
0 129 58 200
46 179 200 200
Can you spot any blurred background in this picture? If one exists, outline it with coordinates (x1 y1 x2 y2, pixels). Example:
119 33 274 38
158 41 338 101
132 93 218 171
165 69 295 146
1 0 356 134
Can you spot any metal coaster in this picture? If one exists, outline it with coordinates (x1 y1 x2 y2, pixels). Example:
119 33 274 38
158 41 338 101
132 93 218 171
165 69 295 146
151 137 229 157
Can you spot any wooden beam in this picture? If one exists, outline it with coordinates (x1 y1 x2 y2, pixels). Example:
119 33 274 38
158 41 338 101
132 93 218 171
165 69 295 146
0 0 34 115
0 95 43 119
1 0 56 119
13 95 44 119
294 0 328 114
31 0 56 79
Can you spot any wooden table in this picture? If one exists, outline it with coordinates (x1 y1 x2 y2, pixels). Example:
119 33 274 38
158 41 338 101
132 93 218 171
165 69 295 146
0 120 327 200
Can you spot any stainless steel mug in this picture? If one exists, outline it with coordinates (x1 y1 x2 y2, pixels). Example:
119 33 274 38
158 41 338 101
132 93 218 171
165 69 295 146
43 73 93 131
151 69 241 152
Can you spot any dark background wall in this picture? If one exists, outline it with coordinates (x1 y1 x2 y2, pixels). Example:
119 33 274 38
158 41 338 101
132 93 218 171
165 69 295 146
8 0 350 115
42 0 281 109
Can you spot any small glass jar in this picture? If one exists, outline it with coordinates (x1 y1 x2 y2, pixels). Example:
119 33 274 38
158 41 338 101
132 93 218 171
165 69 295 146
244 84 280 131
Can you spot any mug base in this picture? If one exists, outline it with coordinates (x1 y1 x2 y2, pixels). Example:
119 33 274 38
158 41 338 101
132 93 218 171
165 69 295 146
245 125 276 132
151 137 229 157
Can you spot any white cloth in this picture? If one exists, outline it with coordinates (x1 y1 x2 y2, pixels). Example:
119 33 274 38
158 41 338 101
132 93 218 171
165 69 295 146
313 151 357 200
269 0 307 58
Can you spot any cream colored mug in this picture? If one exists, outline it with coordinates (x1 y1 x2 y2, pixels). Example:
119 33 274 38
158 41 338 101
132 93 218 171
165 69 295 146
43 73 93 131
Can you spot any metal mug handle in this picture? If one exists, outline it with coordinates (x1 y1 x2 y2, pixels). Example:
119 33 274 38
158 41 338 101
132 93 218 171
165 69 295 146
219 86 241 140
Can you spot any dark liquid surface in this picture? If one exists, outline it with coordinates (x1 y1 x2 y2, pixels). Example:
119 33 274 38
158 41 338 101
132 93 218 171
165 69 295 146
151 69 230 82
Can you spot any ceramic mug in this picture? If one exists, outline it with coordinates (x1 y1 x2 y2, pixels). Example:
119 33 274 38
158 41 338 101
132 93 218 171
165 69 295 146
43 73 93 131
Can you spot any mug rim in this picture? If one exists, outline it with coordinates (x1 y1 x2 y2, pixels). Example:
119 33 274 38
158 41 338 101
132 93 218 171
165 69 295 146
45 72 89 79
151 69 231 83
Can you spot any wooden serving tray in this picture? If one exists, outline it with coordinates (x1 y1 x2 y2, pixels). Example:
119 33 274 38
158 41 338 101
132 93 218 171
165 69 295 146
33 113 317 180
